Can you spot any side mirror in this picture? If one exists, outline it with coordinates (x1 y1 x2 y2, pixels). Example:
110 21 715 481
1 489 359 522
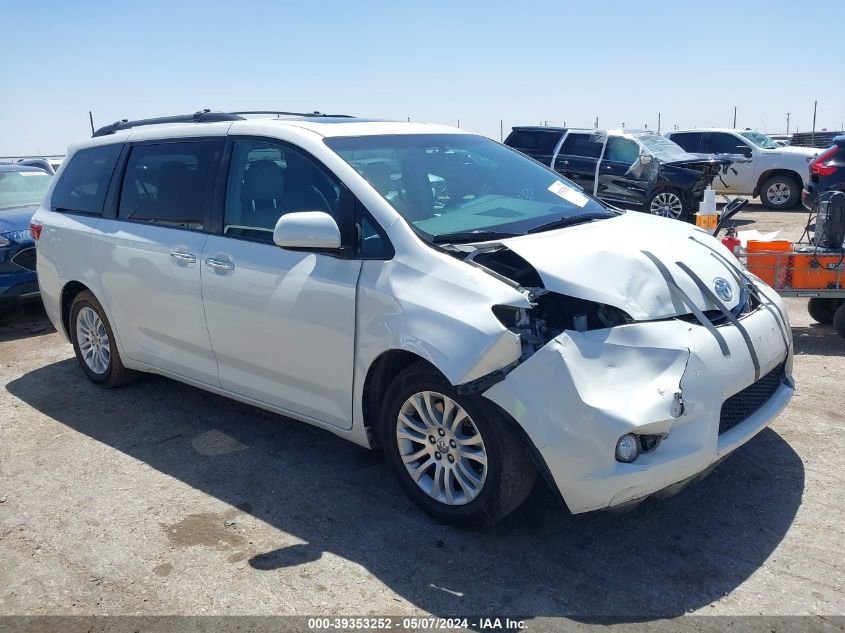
273 211 341 250
736 145 753 158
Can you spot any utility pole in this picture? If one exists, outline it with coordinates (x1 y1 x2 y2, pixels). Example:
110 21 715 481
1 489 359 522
594 116 599 129
733 107 737 128
657 112 661 133
457 119 460 128
812 100 817 146
786 112 791 135
500 120 503 142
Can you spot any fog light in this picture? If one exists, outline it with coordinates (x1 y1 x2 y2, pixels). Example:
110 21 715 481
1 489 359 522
615 434 639 463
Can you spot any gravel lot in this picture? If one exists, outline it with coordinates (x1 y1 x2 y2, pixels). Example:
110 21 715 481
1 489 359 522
0 201 843 628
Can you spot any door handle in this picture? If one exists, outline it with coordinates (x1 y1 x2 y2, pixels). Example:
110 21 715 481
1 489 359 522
204 257 235 271
601 164 614 170
170 251 197 264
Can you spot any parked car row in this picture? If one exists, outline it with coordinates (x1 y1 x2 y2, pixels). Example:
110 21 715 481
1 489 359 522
28 110 794 526
0 164 53 308
504 127 736 221
505 126 820 216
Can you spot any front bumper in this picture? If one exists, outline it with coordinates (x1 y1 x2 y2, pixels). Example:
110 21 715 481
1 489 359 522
484 283 794 514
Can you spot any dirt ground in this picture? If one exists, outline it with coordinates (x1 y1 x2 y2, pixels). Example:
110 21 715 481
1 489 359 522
0 200 843 629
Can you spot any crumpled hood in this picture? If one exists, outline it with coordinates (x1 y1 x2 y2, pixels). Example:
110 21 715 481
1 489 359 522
499 212 743 321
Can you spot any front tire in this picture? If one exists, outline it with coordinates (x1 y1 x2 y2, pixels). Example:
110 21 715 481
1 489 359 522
381 363 536 527
647 188 690 222
807 297 841 325
70 290 137 387
760 175 800 210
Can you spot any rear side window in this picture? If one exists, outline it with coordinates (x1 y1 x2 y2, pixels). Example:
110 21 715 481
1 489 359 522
118 141 219 230
559 133 603 159
505 130 563 153
51 144 121 214
670 132 702 153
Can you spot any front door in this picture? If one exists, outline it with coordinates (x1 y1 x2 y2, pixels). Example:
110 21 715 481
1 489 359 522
702 132 756 193
596 136 648 208
201 139 361 429
91 139 221 385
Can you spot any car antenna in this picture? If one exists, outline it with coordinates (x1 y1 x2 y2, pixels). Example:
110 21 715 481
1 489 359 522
88 110 95 136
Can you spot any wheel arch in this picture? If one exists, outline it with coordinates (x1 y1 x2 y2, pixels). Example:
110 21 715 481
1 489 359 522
362 349 436 447
60 280 92 340
753 169 803 198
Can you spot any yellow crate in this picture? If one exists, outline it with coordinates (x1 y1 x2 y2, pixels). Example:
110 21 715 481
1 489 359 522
695 214 718 230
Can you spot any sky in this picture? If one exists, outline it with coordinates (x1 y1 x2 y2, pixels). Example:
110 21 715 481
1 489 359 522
2 0 844 156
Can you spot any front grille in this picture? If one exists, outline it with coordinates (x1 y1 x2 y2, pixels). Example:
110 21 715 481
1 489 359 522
11 247 37 272
719 363 786 435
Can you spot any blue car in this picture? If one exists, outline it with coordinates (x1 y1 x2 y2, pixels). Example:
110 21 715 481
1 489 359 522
0 164 53 309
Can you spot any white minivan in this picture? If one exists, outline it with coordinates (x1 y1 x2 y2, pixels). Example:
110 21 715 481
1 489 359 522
32 111 794 526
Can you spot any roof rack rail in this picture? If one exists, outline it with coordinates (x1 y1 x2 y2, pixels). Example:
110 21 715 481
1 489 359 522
230 110 355 118
92 109 244 137
92 109 355 137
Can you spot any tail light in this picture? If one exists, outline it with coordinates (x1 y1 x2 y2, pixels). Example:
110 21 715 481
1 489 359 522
810 146 840 176
30 221 43 241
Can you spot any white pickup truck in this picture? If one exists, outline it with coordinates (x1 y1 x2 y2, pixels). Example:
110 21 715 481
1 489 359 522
666 129 818 209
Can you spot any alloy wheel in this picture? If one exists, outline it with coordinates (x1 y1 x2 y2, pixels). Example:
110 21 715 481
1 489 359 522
75 306 110 375
649 192 683 219
766 182 791 206
396 391 488 506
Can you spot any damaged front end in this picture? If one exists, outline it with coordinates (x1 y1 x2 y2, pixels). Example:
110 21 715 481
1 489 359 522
446 216 794 513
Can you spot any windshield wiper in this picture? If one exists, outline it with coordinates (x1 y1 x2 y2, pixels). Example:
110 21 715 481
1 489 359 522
526 212 612 234
431 229 521 244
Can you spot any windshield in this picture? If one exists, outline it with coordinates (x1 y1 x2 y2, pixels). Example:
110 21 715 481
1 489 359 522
0 170 52 211
740 131 779 150
633 132 699 162
325 134 614 242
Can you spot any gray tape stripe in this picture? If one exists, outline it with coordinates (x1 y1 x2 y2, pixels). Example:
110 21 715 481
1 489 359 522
640 250 731 357
675 261 761 381
689 235 791 349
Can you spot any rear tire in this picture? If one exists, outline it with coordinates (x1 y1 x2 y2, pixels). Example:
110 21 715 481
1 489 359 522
834 303 845 339
760 175 801 210
807 297 840 325
70 291 138 387
380 362 536 527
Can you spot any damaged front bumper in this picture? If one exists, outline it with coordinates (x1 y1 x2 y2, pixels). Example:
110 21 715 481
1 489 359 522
483 283 794 514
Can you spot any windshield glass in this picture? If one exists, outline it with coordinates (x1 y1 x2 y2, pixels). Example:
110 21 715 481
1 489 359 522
325 134 613 242
0 170 52 211
633 132 699 162
740 131 779 149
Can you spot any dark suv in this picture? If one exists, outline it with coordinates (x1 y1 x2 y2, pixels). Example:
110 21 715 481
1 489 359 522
505 127 733 222
803 135 845 210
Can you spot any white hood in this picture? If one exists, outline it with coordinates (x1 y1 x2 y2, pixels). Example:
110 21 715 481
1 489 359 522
499 212 743 321
774 145 819 159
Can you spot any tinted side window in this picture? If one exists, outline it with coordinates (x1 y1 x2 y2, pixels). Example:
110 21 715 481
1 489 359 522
559 134 603 159
671 132 702 153
118 142 218 230
605 138 640 164
224 141 341 243
51 144 121 214
709 133 746 154
505 130 563 153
